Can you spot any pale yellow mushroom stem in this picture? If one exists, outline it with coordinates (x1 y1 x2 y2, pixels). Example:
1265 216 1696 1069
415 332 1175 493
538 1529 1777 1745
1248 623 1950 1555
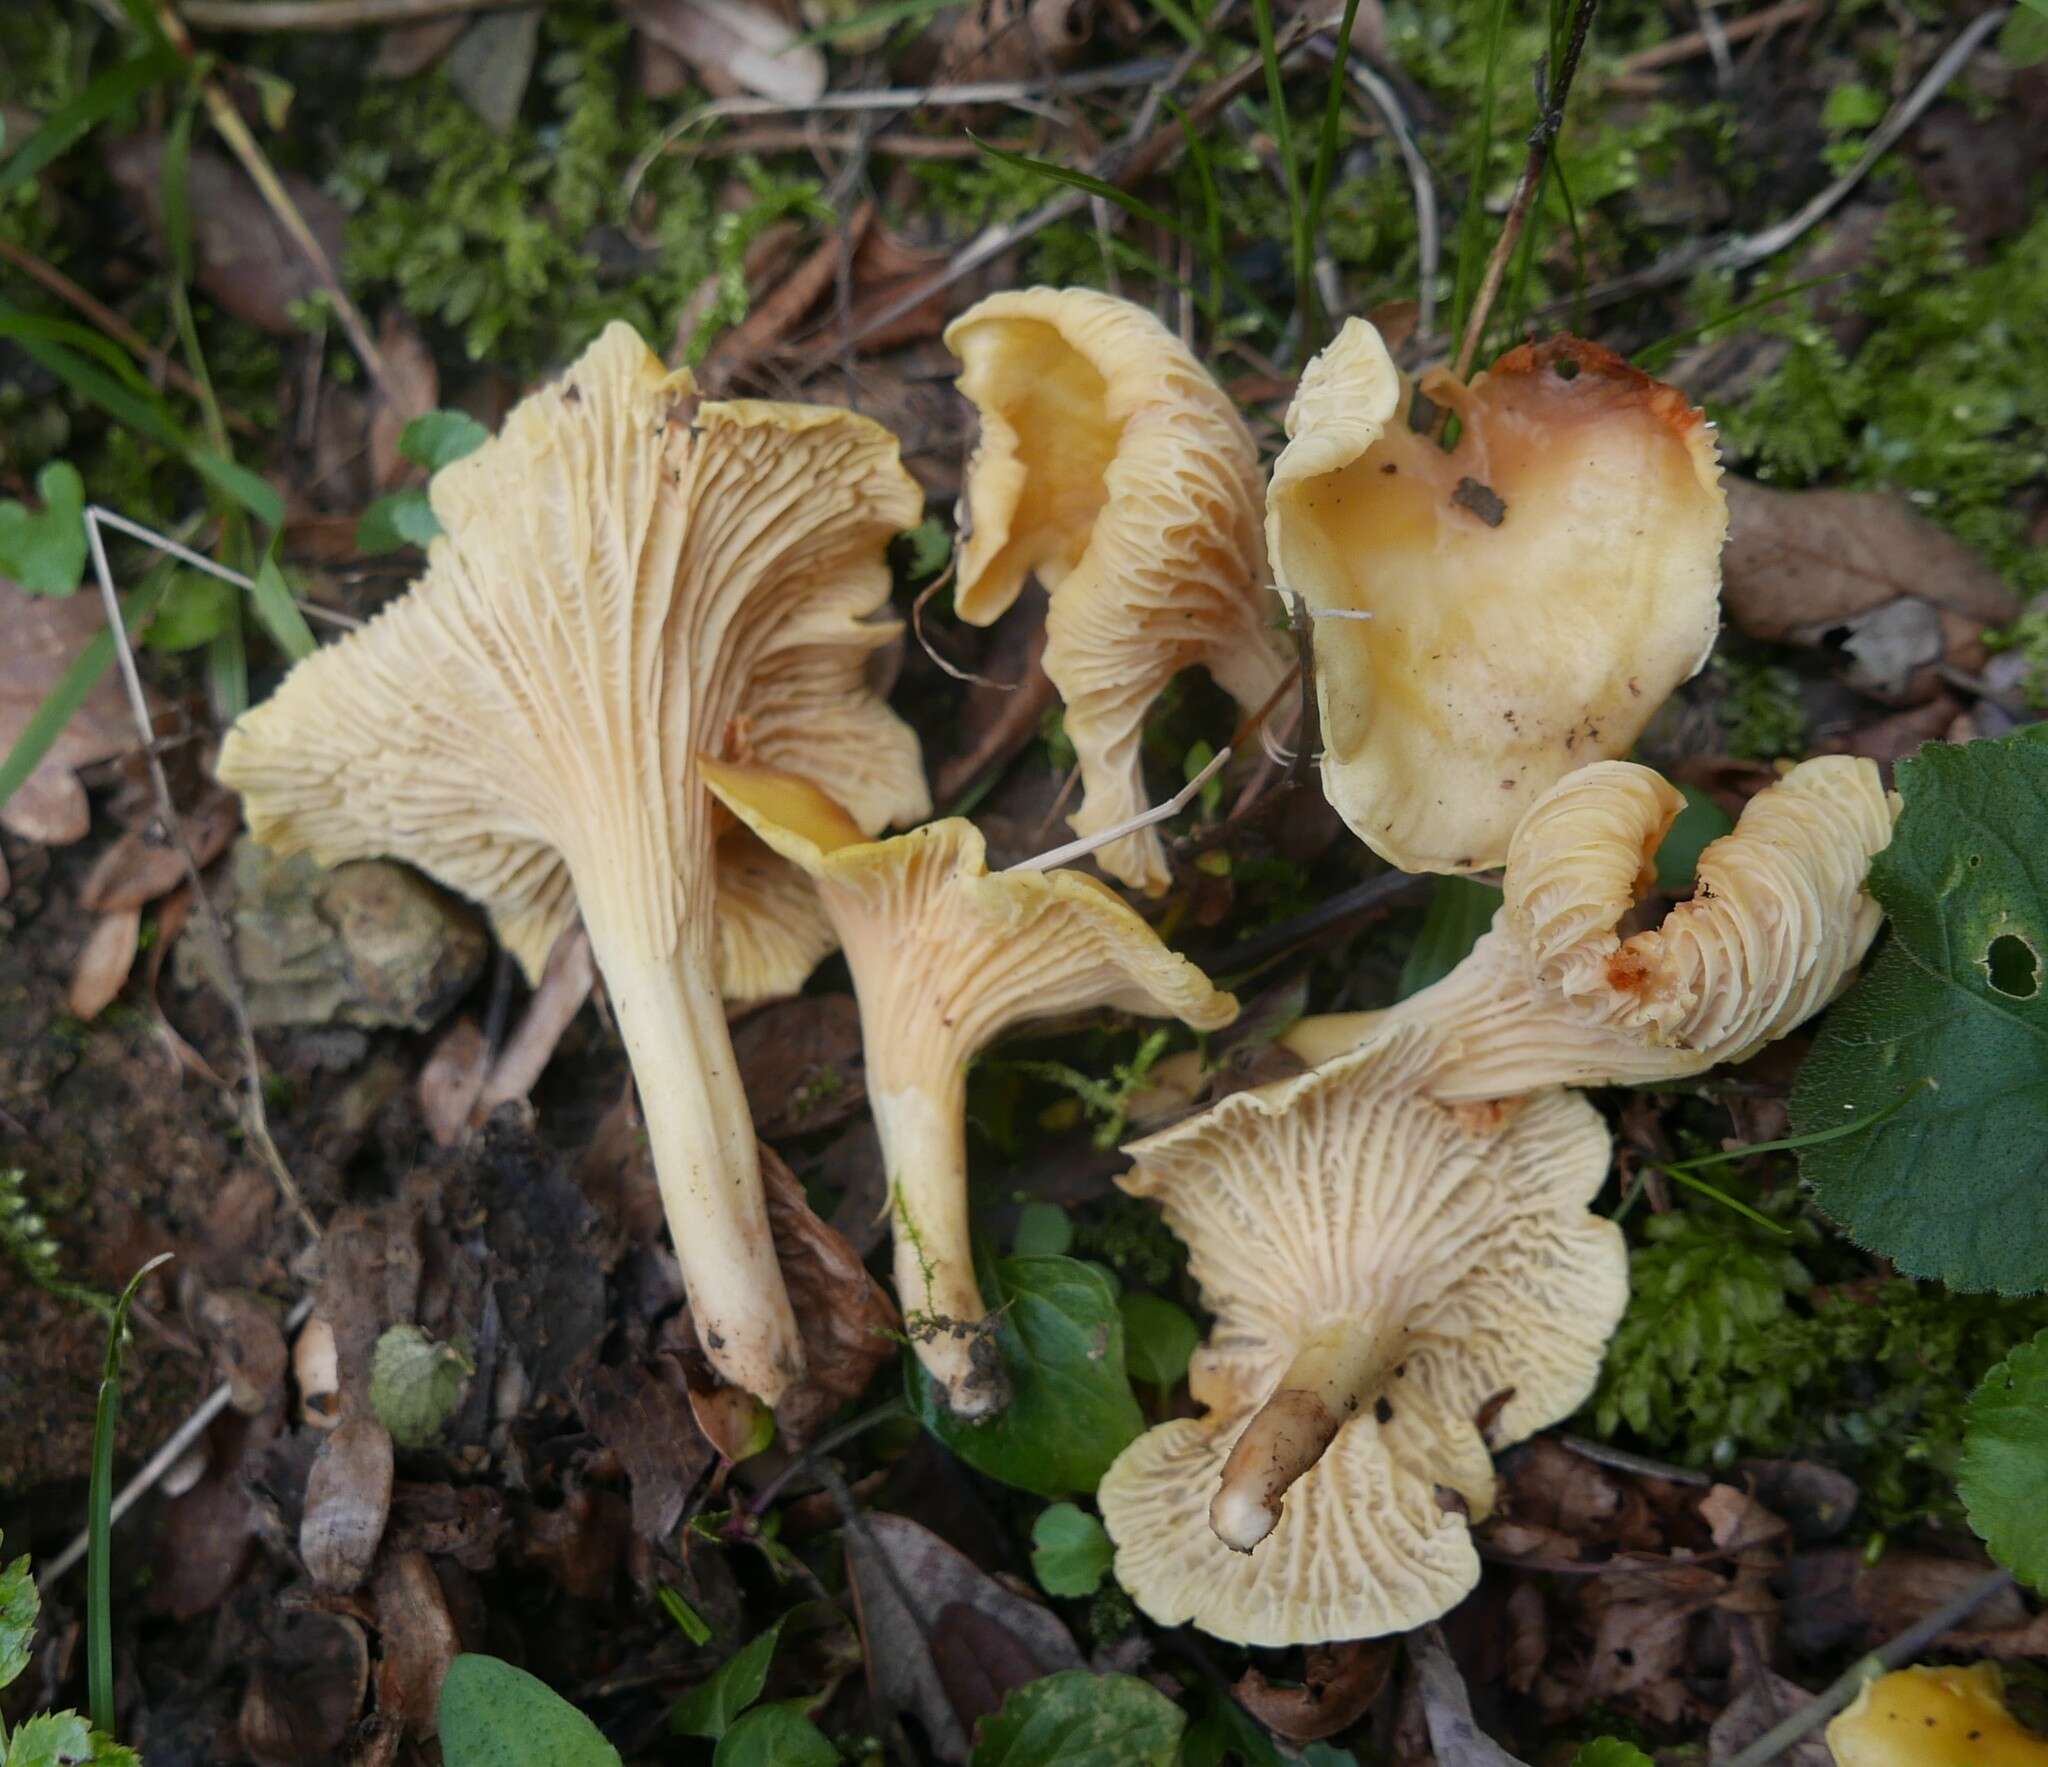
874 1075 1010 1419
1209 1319 1402 1552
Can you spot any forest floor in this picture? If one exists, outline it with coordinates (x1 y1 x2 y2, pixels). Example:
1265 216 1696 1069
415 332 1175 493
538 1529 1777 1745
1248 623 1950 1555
3 0 2048 1761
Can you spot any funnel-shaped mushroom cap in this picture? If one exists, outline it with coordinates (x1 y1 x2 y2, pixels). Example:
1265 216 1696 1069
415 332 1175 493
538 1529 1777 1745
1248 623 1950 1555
1827 1664 2048 1766
702 757 1236 1417
1268 321 1727 874
219 323 929 1405
947 288 1291 894
1280 756 1896 1099
1098 1024 1624 1646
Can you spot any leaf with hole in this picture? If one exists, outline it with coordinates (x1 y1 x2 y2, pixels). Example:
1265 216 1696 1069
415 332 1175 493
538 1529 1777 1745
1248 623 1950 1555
1794 729 2048 1293
1959 1326 2048 1589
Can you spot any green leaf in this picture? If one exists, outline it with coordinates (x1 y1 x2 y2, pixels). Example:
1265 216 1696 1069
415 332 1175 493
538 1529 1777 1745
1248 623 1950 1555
250 548 317 663
1030 1503 1114 1599
369 1325 473 1449
356 489 443 555
2002 6 2048 66
0 463 87 596
896 517 953 581
907 1256 1144 1499
671 1619 784 1739
1 1534 37 1693
1794 730 2048 1292
711 1705 838 1766
1653 784 1735 896
437 1654 622 1767
89 1256 168 1736
6 1711 95 1766
400 410 491 473
1117 1294 1198 1392
1960 1326 2048 1589
1571 1743 1655 1767
1180 1685 1286 1767
967 136 1183 239
1012 1201 1073 1257
1397 877 1502 1000
971 1670 1185 1767
141 575 236 654
0 46 184 207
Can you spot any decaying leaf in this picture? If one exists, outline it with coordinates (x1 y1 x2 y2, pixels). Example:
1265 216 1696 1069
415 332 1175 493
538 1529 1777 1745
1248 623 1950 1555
734 996 868 1140
67 906 140 1020
575 1354 717 1539
372 1551 464 1736
78 791 239 913
301 1414 396 1591
1233 1639 1396 1743
618 0 825 105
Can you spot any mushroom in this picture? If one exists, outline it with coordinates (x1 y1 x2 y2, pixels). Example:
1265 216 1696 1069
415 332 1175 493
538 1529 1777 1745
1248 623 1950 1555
1280 756 1897 1098
947 288 1291 894
1097 1022 1625 1644
1266 319 1728 875
1826 1663 2048 1766
218 323 930 1405
699 756 1237 1417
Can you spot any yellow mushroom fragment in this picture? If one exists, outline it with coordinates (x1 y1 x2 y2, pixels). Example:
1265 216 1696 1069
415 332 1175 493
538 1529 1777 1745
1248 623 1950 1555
1267 320 1728 875
219 324 930 1406
1098 1024 1625 1645
1826 1663 2048 1767
700 757 1237 1419
1281 756 1897 1098
947 288 1291 894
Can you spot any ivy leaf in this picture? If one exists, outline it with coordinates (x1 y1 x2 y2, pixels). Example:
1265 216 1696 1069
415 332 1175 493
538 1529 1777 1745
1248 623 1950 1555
907 1256 1144 1499
0 462 87 596
437 1654 622 1767
369 1325 473 1449
2 1531 38 1692
1795 730 2048 1293
672 1618 784 1740
711 1704 838 1766
1572 1742 1655 1767
1030 1503 1114 1599
1397 876 1500 1000
1959 1325 2048 1589
1117 1294 1199 1392
971 1670 1186 1767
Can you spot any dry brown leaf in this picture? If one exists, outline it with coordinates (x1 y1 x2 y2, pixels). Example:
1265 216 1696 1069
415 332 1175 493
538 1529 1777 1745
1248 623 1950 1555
845 223 952 353
239 1612 371 1767
1408 1624 1529 1767
619 0 825 104
371 16 466 77
105 133 349 337
1721 478 2019 704
372 1551 464 1736
575 1352 717 1539
761 1142 901 1446
419 1014 490 1147
701 204 877 387
151 1426 264 1619
1 584 165 846
1707 1671 1831 1767
935 0 1094 85
195 1287 290 1415
68 907 140 1020
368 311 439 492
475 924 593 1119
845 1511 1083 1764
1234 1639 1396 1743
734 996 868 1139
301 1414 396 1591
79 790 239 913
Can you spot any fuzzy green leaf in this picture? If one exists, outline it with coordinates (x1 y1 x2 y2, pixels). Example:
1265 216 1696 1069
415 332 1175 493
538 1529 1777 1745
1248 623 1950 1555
671 1619 784 1740
907 1256 1143 1499
1117 1294 1198 1392
0 463 86 596
1960 1326 2048 1589
1030 1503 1114 1599
972 1670 1185 1767
711 1705 837 1767
437 1654 621 1767
1795 730 2048 1293
369 1325 472 1449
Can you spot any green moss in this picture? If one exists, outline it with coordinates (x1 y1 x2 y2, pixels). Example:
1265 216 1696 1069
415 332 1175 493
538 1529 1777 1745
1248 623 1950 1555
1711 653 1807 760
1073 1194 1187 1289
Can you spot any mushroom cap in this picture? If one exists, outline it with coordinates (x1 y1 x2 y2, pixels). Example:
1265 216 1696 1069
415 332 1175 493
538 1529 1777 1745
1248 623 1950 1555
1098 1023 1625 1645
700 757 1237 1084
946 288 1290 893
219 322 929 984
1279 756 1897 1098
1267 320 1727 874
1826 1664 2048 1766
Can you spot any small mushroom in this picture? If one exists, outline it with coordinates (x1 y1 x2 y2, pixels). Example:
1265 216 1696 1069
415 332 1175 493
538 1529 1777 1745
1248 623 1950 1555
220 324 930 1405
947 288 1291 894
1281 756 1897 1097
1826 1663 2048 1766
1097 1023 1625 1644
700 757 1237 1418
1266 320 1728 875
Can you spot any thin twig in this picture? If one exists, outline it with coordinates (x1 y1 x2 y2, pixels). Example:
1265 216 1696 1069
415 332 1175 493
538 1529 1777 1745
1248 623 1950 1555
182 0 545 26
1556 1432 1713 1487
1618 0 1817 74
912 561 1018 689
1453 0 1600 381
91 508 361 629
86 510 322 1241
0 238 259 436
1342 57 1441 341
1725 1567 2017 1766
1006 742 1234 873
43 1294 317 1582
745 1399 908 1517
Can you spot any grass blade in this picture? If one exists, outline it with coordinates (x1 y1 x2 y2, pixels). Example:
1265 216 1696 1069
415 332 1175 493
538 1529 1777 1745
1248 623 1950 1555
251 545 317 662
1304 0 1365 347
0 45 183 206
968 134 1184 235
1251 0 1311 347
1448 0 1513 349
88 1252 175 1737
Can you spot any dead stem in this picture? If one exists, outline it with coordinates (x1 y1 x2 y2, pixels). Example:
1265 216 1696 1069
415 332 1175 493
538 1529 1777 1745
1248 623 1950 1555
181 0 546 27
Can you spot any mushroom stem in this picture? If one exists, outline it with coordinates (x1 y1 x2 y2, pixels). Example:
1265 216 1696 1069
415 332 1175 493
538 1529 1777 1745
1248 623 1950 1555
582 902 803 1406
872 1074 1010 1420
1210 1321 1401 1553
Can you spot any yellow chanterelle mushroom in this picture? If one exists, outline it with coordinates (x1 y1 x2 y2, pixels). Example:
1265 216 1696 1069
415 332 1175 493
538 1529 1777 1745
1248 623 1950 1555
1827 1663 2048 1767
